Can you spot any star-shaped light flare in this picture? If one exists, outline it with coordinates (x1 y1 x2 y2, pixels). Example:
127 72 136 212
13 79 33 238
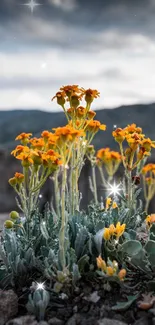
22 0 42 13
36 281 45 290
107 182 122 197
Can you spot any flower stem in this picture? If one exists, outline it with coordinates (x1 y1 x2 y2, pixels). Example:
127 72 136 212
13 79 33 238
92 164 98 204
59 165 67 271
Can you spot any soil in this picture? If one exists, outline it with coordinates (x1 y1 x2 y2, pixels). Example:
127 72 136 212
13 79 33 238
11 276 155 325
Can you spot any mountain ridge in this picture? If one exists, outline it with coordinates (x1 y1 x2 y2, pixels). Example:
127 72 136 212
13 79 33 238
0 102 155 150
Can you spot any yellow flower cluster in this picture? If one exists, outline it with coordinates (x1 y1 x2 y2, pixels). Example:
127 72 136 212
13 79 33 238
145 214 155 228
112 124 155 170
103 222 126 241
97 148 122 177
96 256 126 281
105 197 118 210
142 164 155 212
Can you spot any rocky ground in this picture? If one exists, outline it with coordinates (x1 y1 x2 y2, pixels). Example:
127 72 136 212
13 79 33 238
1 277 155 325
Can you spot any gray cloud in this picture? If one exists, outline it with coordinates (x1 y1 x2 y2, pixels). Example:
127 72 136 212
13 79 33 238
0 0 155 110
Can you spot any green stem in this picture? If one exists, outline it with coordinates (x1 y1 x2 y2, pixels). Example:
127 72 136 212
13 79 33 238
145 199 150 214
92 163 98 204
59 165 67 271
54 169 60 218
98 165 106 187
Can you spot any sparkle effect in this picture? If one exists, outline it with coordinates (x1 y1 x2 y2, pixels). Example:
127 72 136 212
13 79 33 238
36 282 45 290
22 0 42 13
107 182 121 197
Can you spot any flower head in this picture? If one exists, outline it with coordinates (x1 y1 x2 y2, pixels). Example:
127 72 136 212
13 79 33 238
96 255 106 272
118 269 126 281
86 120 106 133
115 222 126 238
52 91 66 106
145 214 155 228
112 128 126 143
82 88 100 105
103 228 111 241
15 133 32 145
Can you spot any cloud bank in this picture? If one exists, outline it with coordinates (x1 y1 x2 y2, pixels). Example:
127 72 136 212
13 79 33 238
0 0 155 110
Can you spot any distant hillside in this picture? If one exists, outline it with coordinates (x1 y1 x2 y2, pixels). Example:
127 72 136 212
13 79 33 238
0 103 155 151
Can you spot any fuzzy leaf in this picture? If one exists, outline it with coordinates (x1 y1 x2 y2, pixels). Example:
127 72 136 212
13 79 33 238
145 240 155 255
75 227 88 259
40 221 49 240
94 229 104 254
120 240 142 256
78 254 89 272
112 294 139 311
72 263 81 284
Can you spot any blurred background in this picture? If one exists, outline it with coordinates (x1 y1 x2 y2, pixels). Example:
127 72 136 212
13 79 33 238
0 0 155 219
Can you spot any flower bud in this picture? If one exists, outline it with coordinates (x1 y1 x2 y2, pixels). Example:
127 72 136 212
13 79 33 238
118 269 126 281
70 95 80 108
8 177 17 187
10 211 20 220
4 220 14 229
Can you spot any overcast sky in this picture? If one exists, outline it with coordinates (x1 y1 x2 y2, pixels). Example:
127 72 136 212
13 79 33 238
0 0 155 111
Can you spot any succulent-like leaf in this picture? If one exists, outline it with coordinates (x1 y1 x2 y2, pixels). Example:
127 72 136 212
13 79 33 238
120 240 142 256
75 226 89 259
94 229 104 254
72 263 81 284
112 294 139 311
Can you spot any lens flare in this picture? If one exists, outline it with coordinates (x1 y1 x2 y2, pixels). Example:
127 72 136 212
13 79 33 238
107 182 121 197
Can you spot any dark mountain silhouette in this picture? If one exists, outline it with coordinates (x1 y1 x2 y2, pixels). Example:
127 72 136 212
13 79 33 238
0 103 155 151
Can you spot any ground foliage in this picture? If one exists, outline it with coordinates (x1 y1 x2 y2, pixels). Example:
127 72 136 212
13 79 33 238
0 85 155 324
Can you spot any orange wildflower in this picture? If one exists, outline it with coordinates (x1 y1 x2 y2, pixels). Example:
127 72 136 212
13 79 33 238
60 85 82 97
82 88 100 105
145 214 155 228
105 197 112 210
124 123 142 135
87 110 96 119
52 91 66 106
112 202 118 209
142 164 155 175
96 255 106 272
109 224 116 236
115 222 126 238
30 137 44 150
103 228 111 241
41 130 52 140
75 106 86 118
11 145 29 157
141 138 155 152
42 150 61 168
15 133 32 144
86 120 106 133
53 125 85 143
15 172 24 183
106 266 115 276
118 269 126 281
112 128 126 143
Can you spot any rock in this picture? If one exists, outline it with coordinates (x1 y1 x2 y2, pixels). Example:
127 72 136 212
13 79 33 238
133 316 150 325
48 317 65 325
66 314 82 325
6 316 49 325
6 316 38 325
97 318 127 325
0 289 18 325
